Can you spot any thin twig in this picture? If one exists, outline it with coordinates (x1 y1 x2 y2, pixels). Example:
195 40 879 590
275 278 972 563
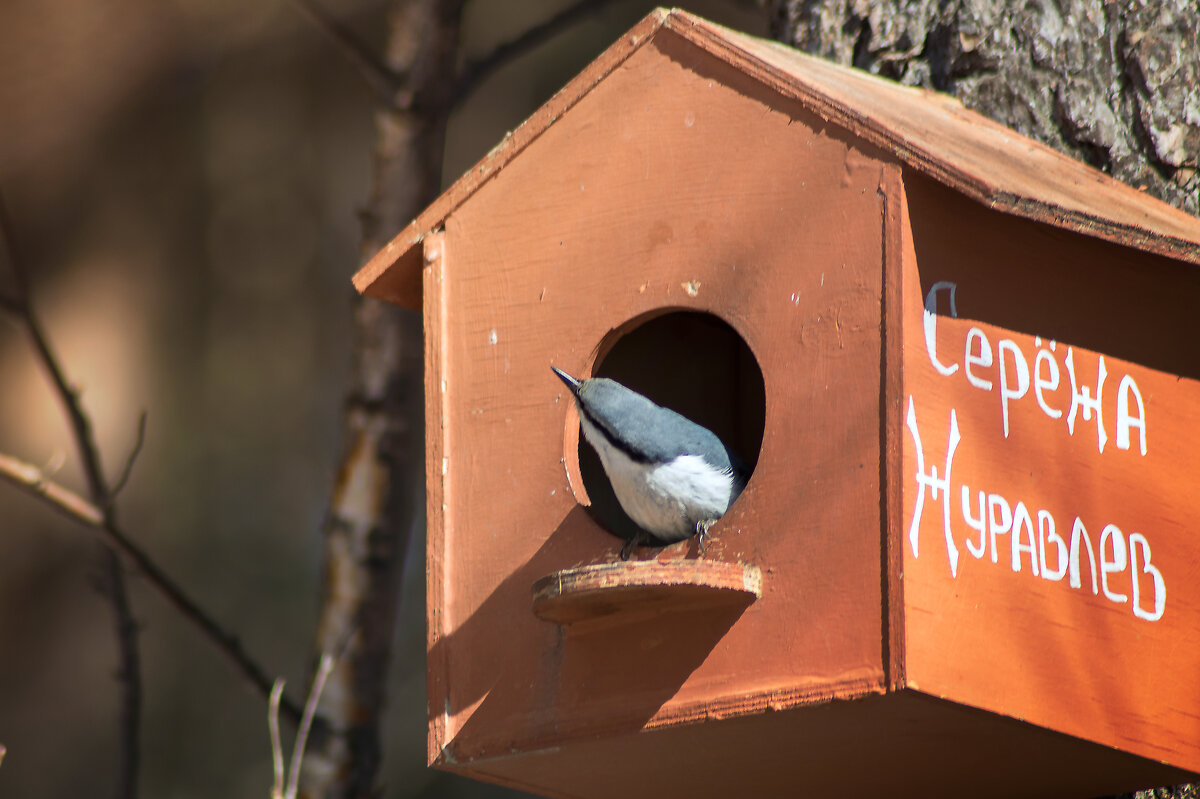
110 411 148 501
0 450 305 725
0 190 141 799
3 291 107 505
0 451 102 523
290 0 408 109
269 680 286 799
0 193 106 500
100 545 141 799
268 651 339 799
453 0 622 104
0 191 303 729
287 653 336 799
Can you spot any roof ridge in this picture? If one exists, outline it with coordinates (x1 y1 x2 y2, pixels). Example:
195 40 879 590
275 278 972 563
355 8 1200 309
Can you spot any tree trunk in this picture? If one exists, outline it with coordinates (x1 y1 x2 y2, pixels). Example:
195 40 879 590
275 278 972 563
299 2 464 797
769 0 1199 216
769 2 1196 798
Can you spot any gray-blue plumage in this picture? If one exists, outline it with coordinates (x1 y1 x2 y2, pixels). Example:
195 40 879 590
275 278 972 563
552 366 747 550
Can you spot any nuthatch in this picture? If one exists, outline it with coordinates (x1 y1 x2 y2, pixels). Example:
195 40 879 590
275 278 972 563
552 366 748 557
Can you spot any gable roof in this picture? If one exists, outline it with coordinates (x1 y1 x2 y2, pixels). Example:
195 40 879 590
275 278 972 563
353 7 1200 310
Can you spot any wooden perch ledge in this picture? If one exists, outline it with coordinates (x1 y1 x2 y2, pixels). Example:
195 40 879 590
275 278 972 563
532 559 763 628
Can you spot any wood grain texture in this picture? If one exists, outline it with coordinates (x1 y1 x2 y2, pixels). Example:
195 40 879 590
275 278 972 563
354 8 1200 310
880 166 907 692
531 560 762 627
769 0 1200 219
669 11 1200 264
426 27 891 765
421 231 450 765
352 10 672 309
359 8 1200 797
470 691 1192 799
900 177 1200 770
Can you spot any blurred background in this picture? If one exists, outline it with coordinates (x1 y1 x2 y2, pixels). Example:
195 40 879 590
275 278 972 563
0 1 766 796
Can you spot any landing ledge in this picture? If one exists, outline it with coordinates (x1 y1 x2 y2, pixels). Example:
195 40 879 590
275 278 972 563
532 559 762 628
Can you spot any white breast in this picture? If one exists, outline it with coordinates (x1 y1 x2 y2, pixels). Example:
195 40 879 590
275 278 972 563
579 416 738 542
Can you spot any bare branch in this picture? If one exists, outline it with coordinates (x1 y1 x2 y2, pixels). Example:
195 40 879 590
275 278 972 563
269 650 340 799
300 1 463 793
0 190 140 799
0 450 103 524
98 546 141 799
0 206 107 503
290 0 409 109
269 680 286 799
0 189 310 740
110 411 148 500
286 653 336 799
0 450 306 725
454 0 622 105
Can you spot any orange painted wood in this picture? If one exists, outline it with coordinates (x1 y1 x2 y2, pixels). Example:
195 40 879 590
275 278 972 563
531 560 762 627
881 166 908 692
355 8 1200 798
898 176 1200 770
422 27 892 767
352 10 675 311
354 9 1200 310
421 231 450 765
472 692 1192 799
676 14 1200 265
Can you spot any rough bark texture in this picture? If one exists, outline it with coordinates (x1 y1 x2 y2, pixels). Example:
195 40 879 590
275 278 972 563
298 2 464 798
771 2 1196 798
770 0 1199 217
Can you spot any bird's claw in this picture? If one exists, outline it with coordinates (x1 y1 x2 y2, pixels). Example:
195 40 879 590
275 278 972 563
696 519 715 556
620 531 644 561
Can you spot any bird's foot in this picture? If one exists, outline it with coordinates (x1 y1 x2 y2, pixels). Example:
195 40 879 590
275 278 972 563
620 531 644 561
696 519 716 556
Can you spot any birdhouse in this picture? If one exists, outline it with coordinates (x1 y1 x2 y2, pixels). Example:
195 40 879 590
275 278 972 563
354 8 1200 798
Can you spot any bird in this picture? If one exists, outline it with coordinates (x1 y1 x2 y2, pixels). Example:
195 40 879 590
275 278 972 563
551 365 748 558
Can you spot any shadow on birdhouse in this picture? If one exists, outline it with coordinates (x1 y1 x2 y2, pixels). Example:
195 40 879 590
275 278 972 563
354 7 1200 798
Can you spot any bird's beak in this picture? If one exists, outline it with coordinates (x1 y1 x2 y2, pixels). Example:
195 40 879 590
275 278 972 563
550 365 581 393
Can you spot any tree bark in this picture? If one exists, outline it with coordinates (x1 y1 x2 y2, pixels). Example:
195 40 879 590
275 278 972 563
769 0 1199 216
770 2 1197 798
298 2 464 797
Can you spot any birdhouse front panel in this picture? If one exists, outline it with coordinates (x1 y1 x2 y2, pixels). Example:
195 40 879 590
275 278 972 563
422 27 903 764
897 175 1200 770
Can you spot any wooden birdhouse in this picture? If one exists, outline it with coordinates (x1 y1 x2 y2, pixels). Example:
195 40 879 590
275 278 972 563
354 8 1200 798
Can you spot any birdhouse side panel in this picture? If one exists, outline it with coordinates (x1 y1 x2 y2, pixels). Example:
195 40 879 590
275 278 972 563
899 177 1200 770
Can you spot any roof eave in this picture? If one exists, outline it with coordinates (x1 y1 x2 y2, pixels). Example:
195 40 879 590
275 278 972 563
352 8 674 310
353 7 1200 312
